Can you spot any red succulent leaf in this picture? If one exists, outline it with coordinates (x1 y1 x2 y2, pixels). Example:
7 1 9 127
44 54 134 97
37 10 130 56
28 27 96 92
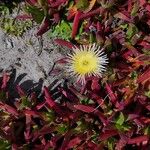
91 78 101 93
69 86 87 100
36 17 51 36
49 68 62 76
99 129 118 141
137 68 150 84
115 61 132 73
25 0 37 5
16 85 26 97
1 73 9 90
60 131 72 150
0 102 18 116
44 86 56 108
127 114 139 121
145 105 150 111
36 101 46 110
90 93 104 107
0 128 11 142
74 104 95 113
140 117 150 124
16 14 33 20
44 86 63 115
105 83 117 105
116 133 129 150
127 135 149 144
49 135 63 149
67 6 77 20
114 12 131 22
128 0 132 12
67 136 82 149
33 126 55 141
44 142 53 150
60 88 79 103
24 114 32 141
140 0 146 6
12 144 18 150
139 41 150 49
87 141 99 150
113 78 126 87
47 0 51 4
54 39 74 49
71 11 82 39
121 87 135 107
133 118 144 127
80 8 103 20
41 137 46 145
24 130 31 141
94 110 108 125
23 109 41 117
69 111 82 126
34 144 45 149
39 125 54 135
96 22 103 32
146 4 150 12
30 92 37 104
122 49 134 60
53 13 60 24
50 0 68 8
124 42 141 57
33 126 55 142
55 58 68 64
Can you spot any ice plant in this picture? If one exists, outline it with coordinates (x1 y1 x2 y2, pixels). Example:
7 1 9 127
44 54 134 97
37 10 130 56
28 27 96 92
66 43 108 84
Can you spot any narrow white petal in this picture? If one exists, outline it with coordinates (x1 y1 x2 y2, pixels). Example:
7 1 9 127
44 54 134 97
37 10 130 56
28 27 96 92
65 43 108 84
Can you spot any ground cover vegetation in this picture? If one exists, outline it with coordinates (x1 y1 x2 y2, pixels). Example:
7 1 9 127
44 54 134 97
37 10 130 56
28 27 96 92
0 0 150 149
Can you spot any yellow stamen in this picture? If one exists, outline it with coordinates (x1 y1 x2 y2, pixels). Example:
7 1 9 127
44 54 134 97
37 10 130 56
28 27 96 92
72 51 98 75
66 44 108 84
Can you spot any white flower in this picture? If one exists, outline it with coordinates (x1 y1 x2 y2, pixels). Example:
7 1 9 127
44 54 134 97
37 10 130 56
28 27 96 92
65 43 108 84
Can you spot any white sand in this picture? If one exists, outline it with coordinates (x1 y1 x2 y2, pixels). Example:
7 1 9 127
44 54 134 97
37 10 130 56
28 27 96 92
0 28 67 92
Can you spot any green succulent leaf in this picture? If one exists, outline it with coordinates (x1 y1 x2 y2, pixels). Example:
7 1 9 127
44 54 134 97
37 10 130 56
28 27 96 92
76 0 89 11
145 90 150 98
144 126 150 135
19 97 32 109
0 6 10 16
107 138 116 150
126 24 138 40
49 20 72 40
25 5 44 23
57 124 68 134
0 139 11 150
115 123 130 131
131 2 139 16
116 112 125 125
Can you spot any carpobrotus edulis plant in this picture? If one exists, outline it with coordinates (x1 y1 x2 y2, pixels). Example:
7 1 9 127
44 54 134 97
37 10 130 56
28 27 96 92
66 43 108 84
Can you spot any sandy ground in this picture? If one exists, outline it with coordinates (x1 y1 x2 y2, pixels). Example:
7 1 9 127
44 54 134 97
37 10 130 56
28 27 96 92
0 28 68 98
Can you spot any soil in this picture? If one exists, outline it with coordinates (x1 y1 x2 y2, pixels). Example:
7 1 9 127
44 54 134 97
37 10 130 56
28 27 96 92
0 27 68 97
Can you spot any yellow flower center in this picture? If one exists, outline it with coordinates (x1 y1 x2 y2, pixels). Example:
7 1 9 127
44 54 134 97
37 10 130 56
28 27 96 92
72 51 98 75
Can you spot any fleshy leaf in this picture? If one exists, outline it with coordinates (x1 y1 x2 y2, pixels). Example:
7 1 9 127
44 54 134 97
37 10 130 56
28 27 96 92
76 0 89 11
67 137 82 149
25 5 44 23
128 135 149 144
1 73 9 90
99 130 118 141
54 39 74 49
71 11 82 39
116 112 125 125
36 17 50 36
74 104 95 113
137 69 150 84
